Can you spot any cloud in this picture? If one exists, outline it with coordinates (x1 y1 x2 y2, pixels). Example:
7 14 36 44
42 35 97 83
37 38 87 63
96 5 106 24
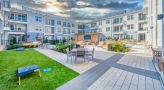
10 0 144 22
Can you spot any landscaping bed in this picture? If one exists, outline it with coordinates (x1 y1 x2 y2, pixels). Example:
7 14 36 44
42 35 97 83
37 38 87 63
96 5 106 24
0 49 79 90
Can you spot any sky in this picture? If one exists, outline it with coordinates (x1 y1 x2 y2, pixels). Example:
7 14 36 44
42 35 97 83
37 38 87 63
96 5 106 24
10 0 144 22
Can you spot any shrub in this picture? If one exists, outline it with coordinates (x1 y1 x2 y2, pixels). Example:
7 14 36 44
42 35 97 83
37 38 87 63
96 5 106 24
55 42 75 53
7 44 23 50
125 47 130 52
112 41 123 52
7 45 13 50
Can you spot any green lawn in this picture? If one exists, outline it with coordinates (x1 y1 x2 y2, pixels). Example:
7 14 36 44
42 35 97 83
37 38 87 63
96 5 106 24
0 49 79 90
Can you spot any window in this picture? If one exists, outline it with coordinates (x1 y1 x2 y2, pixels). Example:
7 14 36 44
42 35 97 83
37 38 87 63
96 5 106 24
10 24 14 30
99 28 102 32
35 26 42 31
38 17 42 22
18 15 22 21
36 16 42 22
72 24 75 27
57 28 61 33
17 24 26 31
45 27 51 33
127 15 131 20
99 21 102 25
72 30 75 33
51 20 54 25
127 24 134 30
51 27 55 33
127 25 131 30
106 20 110 24
120 18 122 23
106 27 110 32
35 16 38 21
139 13 146 20
113 17 123 24
57 20 61 25
63 22 66 27
22 15 26 21
3 1 10 8
131 24 134 29
10 13 14 20
67 23 71 27
127 15 134 20
91 22 97 27
0 2 1 10
139 23 144 30
120 26 123 31
131 15 134 20
113 25 123 32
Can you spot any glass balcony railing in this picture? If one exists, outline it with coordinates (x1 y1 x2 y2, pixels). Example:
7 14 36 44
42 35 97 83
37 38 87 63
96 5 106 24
63 32 71 34
113 30 123 33
10 28 27 32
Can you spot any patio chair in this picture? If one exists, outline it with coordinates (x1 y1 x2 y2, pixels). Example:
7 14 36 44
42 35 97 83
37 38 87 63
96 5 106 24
66 48 77 64
84 48 95 62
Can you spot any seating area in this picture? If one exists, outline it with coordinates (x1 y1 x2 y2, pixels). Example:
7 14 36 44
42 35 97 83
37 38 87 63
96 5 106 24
66 47 95 64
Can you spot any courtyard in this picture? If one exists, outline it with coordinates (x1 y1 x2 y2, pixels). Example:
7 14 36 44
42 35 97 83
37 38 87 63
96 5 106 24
0 42 162 90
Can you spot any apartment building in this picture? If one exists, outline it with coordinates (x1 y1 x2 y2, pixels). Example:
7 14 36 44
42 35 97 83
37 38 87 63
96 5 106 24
77 10 147 42
0 0 78 46
143 0 164 58
143 0 164 48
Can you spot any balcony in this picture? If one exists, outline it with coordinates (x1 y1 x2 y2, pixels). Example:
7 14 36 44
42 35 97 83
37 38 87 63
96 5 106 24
3 7 10 12
10 28 27 32
45 31 55 35
112 30 123 34
63 32 71 34
4 24 10 31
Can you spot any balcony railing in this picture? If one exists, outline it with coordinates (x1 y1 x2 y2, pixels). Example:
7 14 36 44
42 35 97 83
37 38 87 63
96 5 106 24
138 28 145 31
63 32 71 34
8 17 27 22
45 30 55 34
113 30 123 33
10 28 27 32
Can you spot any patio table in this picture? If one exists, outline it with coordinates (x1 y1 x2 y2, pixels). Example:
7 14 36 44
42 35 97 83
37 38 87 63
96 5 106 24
71 48 92 63
18 64 41 85
71 48 91 56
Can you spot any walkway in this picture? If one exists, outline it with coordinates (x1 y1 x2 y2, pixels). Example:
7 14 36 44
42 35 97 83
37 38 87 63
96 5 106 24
128 42 152 57
35 43 163 90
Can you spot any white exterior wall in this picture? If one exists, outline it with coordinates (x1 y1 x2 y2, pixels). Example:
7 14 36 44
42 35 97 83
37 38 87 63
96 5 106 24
156 0 163 47
162 0 164 59
145 0 163 48
27 13 44 33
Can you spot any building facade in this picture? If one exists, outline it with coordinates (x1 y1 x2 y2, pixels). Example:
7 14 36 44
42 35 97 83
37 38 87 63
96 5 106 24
77 10 147 42
0 0 78 46
143 0 163 48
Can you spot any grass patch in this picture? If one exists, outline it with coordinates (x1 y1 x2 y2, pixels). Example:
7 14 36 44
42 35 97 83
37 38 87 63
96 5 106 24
0 49 79 90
